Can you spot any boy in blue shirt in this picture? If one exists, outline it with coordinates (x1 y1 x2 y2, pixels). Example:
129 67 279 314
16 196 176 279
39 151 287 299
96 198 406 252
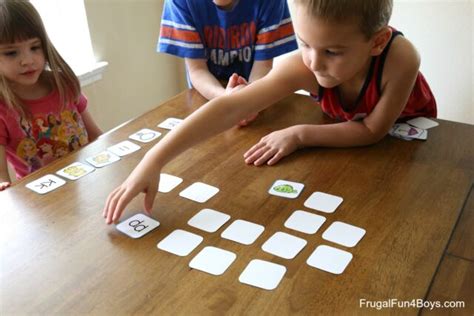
158 0 298 100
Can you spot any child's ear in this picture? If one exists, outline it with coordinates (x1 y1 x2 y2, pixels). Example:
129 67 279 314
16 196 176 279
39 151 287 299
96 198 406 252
370 27 392 56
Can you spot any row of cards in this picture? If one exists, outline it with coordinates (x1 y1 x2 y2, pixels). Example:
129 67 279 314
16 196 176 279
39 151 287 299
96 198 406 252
25 118 184 194
117 206 365 290
120 209 365 248
389 116 439 141
116 173 364 291
114 172 364 290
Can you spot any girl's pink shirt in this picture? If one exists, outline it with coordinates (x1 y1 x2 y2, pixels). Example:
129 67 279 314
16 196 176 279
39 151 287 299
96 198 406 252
0 90 88 179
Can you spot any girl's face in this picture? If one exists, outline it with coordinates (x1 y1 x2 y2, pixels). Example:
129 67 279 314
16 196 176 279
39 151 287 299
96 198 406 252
0 37 46 91
293 7 376 89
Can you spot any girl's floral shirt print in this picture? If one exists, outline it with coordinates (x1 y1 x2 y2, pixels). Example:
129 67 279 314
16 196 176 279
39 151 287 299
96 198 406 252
0 90 89 179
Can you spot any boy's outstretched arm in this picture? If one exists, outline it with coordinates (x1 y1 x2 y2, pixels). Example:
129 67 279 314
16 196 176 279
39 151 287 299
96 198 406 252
103 52 314 224
249 59 273 83
0 145 11 191
245 37 421 166
186 58 227 100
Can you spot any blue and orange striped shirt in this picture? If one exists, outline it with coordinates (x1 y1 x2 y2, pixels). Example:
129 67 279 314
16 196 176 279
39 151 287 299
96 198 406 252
158 0 298 81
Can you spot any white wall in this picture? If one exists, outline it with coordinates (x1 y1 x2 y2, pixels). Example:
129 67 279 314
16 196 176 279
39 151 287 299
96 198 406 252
83 0 185 132
390 0 473 124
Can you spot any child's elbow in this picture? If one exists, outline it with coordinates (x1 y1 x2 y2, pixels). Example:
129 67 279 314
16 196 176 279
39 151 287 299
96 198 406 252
363 126 388 145
370 132 387 144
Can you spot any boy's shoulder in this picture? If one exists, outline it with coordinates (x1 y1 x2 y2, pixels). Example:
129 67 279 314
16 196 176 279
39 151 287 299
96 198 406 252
382 34 421 87
389 35 419 61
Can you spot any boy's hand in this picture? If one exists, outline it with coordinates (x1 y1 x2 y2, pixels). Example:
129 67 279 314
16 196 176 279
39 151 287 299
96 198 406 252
225 73 247 94
237 112 259 127
244 127 301 166
225 73 259 126
0 181 11 191
103 159 160 224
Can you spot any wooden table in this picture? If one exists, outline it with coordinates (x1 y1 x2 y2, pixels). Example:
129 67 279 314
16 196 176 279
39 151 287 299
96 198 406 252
1 90 473 315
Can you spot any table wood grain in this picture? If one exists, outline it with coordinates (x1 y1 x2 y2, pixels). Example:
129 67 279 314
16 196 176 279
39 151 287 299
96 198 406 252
1 90 473 315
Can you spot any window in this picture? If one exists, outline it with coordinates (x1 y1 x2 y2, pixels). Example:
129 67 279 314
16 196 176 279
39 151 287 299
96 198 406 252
31 0 107 86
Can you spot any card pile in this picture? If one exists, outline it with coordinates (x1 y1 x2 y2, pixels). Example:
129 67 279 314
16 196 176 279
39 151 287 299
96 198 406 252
389 117 438 141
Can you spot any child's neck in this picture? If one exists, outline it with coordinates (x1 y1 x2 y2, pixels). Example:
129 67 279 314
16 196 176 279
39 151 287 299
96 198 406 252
337 56 374 106
12 73 52 100
340 56 373 91
216 0 239 11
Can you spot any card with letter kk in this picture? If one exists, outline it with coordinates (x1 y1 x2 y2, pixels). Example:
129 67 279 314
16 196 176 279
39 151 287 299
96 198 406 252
26 174 66 194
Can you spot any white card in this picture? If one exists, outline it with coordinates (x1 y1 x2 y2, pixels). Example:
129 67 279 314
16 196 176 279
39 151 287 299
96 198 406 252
116 213 160 239
389 124 414 141
284 210 326 234
179 182 219 203
158 173 183 193
129 128 162 143
306 245 353 274
406 117 439 129
239 259 286 290
107 140 141 157
322 221 366 247
391 123 427 140
304 191 343 213
56 162 95 180
86 150 120 168
268 179 305 199
188 208 231 233
157 229 203 256
189 246 236 276
157 117 183 130
261 231 307 259
26 174 66 194
221 219 264 245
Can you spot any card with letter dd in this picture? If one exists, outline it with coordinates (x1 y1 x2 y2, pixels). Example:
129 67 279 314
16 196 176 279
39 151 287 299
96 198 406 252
116 213 160 238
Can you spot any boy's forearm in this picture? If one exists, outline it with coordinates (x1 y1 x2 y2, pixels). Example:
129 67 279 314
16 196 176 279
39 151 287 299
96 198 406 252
145 67 296 170
145 95 244 168
249 60 273 83
189 68 226 100
295 121 384 148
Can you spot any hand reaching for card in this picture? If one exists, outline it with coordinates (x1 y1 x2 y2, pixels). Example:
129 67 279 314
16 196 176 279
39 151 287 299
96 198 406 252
103 157 160 224
225 73 259 127
244 127 301 166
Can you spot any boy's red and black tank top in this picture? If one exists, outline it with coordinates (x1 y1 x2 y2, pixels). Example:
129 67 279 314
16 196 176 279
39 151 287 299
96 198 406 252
310 28 437 122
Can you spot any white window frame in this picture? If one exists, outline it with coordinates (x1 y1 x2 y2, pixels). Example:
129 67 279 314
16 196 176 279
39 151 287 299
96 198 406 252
30 0 107 87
